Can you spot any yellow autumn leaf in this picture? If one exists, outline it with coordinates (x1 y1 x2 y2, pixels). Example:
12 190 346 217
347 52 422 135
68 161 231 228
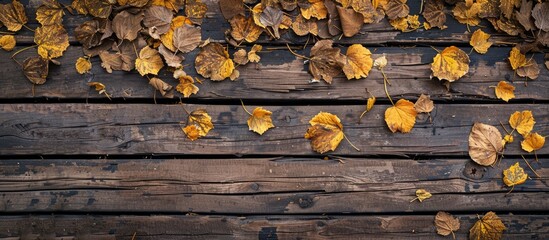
469 212 506 240
247 107 275 135
135 46 164 76
503 162 528 187
300 0 328 20
509 110 535 136
521 132 545 153
34 24 70 59
187 109 214 137
195 42 235 81
151 0 183 12
0 35 16 51
343 44 373 80
470 29 492 54
160 16 194 52
0 0 28 32
248 44 262 63
385 99 417 133
452 2 481 26
75 57 92 74
412 189 432 202
87 82 111 99
431 46 470 82
367 96 375 112
176 75 199 98
36 0 64 26
504 134 514 143
494 81 515 102
305 112 344 154
508 47 527 70
183 124 200 141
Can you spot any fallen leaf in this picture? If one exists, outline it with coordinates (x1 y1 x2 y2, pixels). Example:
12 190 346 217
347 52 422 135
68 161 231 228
71 0 88 15
118 0 149 7
390 15 420 32
183 125 200 141
301 0 328 20
385 0 409 20
161 16 193 52
469 212 506 240
336 6 364 37
0 35 16 51
503 162 528 187
229 69 239 80
0 0 28 32
229 15 263 43
219 0 244 20
500 0 521 19
521 132 545 152
135 46 164 76
75 57 92 74
184 109 214 140
260 6 283 38
149 77 174 98
36 0 65 26
452 2 481 26
414 94 434 113
176 75 199 97
143 6 174 38
87 81 111 99
158 44 184 68
366 95 375 112
504 134 514 143
247 107 275 135
496 17 524 36
435 211 460 238
85 0 113 18
112 11 144 41
74 18 113 49
515 0 534 31
309 40 347 84
468 122 503 166
494 81 515 102
509 110 535 136
385 99 417 133
291 14 319 36
195 42 235 81
431 46 470 82
151 0 183 12
34 24 70 59
185 0 208 19
248 44 262 62
173 25 201 53
233 48 248 65
343 44 373 80
374 55 387 69
516 58 540 80
305 112 344 154
23 57 49 85
532 2 549 31
414 189 432 202
508 47 527 70
470 29 492 54
98 40 139 72
423 0 446 29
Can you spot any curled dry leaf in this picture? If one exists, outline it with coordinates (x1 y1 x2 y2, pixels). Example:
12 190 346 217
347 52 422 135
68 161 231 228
248 44 262 63
337 6 364 37
233 48 248 65
0 35 16 51
453 2 481 26
495 81 515 102
219 0 244 20
509 110 535 136
423 0 446 29
504 134 514 143
98 40 138 72
74 18 113 49
521 132 545 153
173 25 201 53
36 0 64 26
151 0 184 12
161 16 193 52
230 15 263 43
431 46 470 82
435 211 460 238
469 212 506 240
135 46 164 76
413 189 432 202
414 94 434 113
183 109 214 140
300 0 328 20
309 40 347 84
374 55 387 69
292 14 319 36
149 77 174 98
385 0 409 20
143 6 174 38
305 112 344 154
87 81 111 99
176 75 199 98
0 0 28 32
516 58 540 80
112 11 144 41
532 1 549 32
260 6 283 38
247 107 275 135
75 57 92 74
34 24 70 59
385 99 417 133
503 162 528 187
470 29 492 54
343 44 373 80
468 122 503 166
195 42 235 81
158 44 184 68
23 57 49 85
185 0 208 20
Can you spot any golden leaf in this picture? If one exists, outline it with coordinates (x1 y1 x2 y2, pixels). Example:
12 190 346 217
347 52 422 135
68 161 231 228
305 112 345 154
469 212 506 240
75 57 92 74
149 77 174 98
184 109 214 139
504 134 514 143
500 0 521 19
176 75 199 98
309 40 347 84
161 16 193 52
71 0 88 15
431 46 470 82
509 110 535 136
34 24 70 59
87 81 111 99
423 0 446 29
343 44 373 80
183 125 200 141
516 58 540 80
366 95 375 112
195 42 235 81
503 162 528 187
389 15 420 32
0 0 28 32
118 0 149 7
300 0 328 20
452 2 481 26
185 0 207 19
0 35 16 51
384 99 417 133
135 46 164 76
468 123 503 166
494 81 515 102
435 211 460 237
385 0 409 20
470 29 492 54
85 0 113 18
248 44 262 63
247 107 275 135
521 132 545 153
291 14 318 36
229 15 263 43
36 0 65 26
151 0 183 12
414 94 434 113
414 189 432 202
508 47 527 70
23 57 49 85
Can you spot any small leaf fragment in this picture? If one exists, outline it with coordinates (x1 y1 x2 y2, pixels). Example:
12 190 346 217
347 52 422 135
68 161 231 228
176 75 199 98
149 77 174 98
521 132 545 153
247 107 275 135
469 212 506 240
494 81 515 102
414 94 434 113
233 48 248 65
414 189 432 202
248 44 262 63
75 57 92 74
385 99 417 133
468 123 503 166
0 35 16 51
503 162 528 187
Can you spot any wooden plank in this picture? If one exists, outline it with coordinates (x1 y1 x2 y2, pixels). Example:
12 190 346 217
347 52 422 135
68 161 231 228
0 214 547 239
0 157 546 213
0 103 547 156
2 46 547 101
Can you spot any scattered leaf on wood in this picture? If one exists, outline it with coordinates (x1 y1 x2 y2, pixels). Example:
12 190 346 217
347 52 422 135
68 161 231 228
385 99 417 133
23 57 49 85
468 122 503 166
230 15 263 43
509 110 535 136
508 47 527 70
469 212 506 240
470 29 492 54
112 11 144 41
143 6 174 38
176 75 199 97
151 0 184 12
183 109 214 140
343 44 373 80
494 81 515 102
423 0 446 29
34 24 70 59
248 44 262 62
532 1 549 32
87 81 111 99
431 46 470 82
233 48 249 65
149 77 174 98
305 112 344 153
504 134 514 143
75 57 92 74
435 211 460 238
0 0 28 32
309 40 347 84
292 14 319 36
158 44 184 68
0 35 16 51
412 189 432 202
247 107 275 135
390 15 420 32
161 16 193 52
195 42 235 81
503 162 528 187
36 0 64 26
521 132 545 153
300 0 328 20
374 55 387 69
414 94 434 113
219 0 244 20
135 46 165 76
173 25 201 53
452 2 481 26
74 19 113 49
386 0 409 20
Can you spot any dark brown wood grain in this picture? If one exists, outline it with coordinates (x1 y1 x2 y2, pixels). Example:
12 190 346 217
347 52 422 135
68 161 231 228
0 214 547 239
0 104 547 156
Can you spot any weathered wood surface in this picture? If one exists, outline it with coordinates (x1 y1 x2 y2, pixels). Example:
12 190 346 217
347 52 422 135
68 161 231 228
0 157 546 213
0 214 547 239
0 104 547 156
3 45 548 101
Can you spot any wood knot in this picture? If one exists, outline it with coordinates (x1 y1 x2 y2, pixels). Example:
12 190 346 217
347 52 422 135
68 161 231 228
463 161 487 180
298 196 314 209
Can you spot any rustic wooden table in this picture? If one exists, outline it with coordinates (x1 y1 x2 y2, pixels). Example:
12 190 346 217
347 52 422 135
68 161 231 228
0 0 548 239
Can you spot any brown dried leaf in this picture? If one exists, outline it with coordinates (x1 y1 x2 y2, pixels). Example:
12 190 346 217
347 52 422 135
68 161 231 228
118 0 149 7
470 29 492 54
414 94 434 113
195 42 235 81
135 46 164 76
143 6 174 37
292 14 319 36
185 0 207 19
176 75 199 97
496 17 524 36
36 0 64 26
500 0 521 19
247 107 275 135
260 6 283 38
74 18 113 49
337 6 364 37
469 212 506 240
453 2 481 26
112 11 144 41
435 212 460 237
161 16 193 52
149 77 174 98
468 122 503 166
158 45 184 68
515 0 534 31
219 0 244 20
533 2 549 32
516 58 540 80
152 0 183 12
34 24 70 59
0 35 16 51
423 0 446 29
233 48 248 65
85 0 113 18
23 57 49 85
173 25 201 53
71 0 88 15
309 40 347 84
305 112 344 153
0 0 28 32
494 81 515 102
75 57 92 74
386 0 409 20
230 15 263 43
342 44 372 80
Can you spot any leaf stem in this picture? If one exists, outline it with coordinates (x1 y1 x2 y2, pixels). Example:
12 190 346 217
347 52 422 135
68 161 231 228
11 45 37 59
286 43 310 60
343 133 360 152
0 31 15 34
521 155 541 178
381 69 394 105
505 185 514 195
22 24 35 32
240 99 252 116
